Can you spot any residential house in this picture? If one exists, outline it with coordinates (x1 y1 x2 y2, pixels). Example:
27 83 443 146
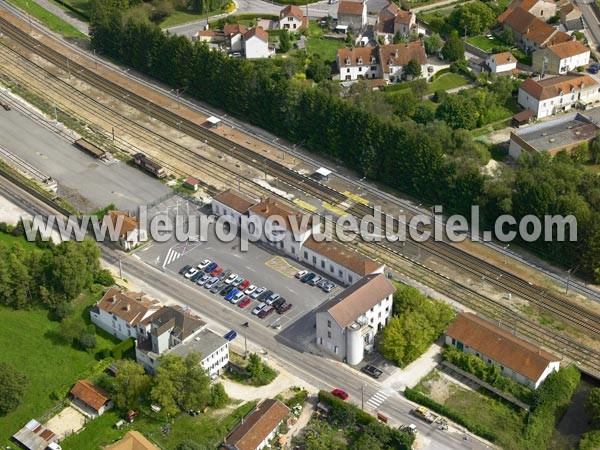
193 29 226 45
278 5 307 31
518 73 600 118
12 420 60 450
212 188 259 226
70 380 113 418
375 2 416 43
225 24 249 52
104 431 159 450
222 399 290 450
135 306 229 377
487 52 518 74
561 4 584 31
498 7 571 53
445 313 561 389
379 41 427 82
243 27 271 59
316 273 395 365
508 113 599 158
504 0 557 21
103 210 146 251
337 46 381 81
183 176 199 191
301 235 384 286
532 40 591 75
337 0 367 30
90 287 160 340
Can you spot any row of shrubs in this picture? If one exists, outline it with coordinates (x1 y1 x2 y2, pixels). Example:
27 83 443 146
97 337 135 360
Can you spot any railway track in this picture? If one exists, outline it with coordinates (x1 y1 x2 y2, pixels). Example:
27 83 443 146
1 12 600 370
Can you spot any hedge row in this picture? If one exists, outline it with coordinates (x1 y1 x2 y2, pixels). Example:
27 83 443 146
404 387 498 442
431 67 450 81
110 338 135 359
318 390 375 426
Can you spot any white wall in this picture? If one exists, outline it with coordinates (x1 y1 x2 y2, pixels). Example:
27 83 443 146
91 308 141 341
558 52 591 74
245 37 270 59
339 62 381 81
316 312 346 360
201 342 229 377
212 199 246 225
280 16 302 30
508 138 524 159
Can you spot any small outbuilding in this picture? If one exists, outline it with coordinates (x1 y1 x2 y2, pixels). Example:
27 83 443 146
70 380 113 418
206 116 222 128
313 167 332 180
183 176 200 191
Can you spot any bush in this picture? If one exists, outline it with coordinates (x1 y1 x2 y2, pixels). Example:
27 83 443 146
433 89 448 103
94 269 115 286
431 67 450 81
210 383 230 408
79 332 97 351
110 338 135 359
53 301 75 320
318 391 375 427
287 389 308 408
0 363 28 415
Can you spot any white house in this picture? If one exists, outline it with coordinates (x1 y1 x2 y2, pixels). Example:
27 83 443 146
532 40 591 75
487 52 518 74
90 288 160 340
445 313 561 389
504 0 557 21
103 211 147 251
316 273 395 365
223 399 290 450
379 41 427 82
337 46 381 81
211 188 259 226
168 328 230 378
375 3 416 42
337 0 367 30
302 235 384 286
225 24 248 52
518 74 600 119
243 27 271 59
278 5 307 31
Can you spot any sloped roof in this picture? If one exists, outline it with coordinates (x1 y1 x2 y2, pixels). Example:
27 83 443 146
196 30 225 38
248 197 314 233
97 287 159 326
70 380 110 411
337 46 379 65
243 26 269 43
394 9 414 25
500 6 537 31
280 4 303 19
318 273 395 328
224 399 290 450
147 305 206 341
103 211 140 238
379 41 426 72
303 235 383 276
338 0 365 16
492 51 517 65
546 40 590 58
445 313 560 381
213 189 258 214
13 420 57 450
379 1 400 18
224 24 248 37
103 431 159 450
520 74 598 100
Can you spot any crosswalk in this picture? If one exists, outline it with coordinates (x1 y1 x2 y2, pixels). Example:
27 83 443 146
163 248 181 268
366 390 390 410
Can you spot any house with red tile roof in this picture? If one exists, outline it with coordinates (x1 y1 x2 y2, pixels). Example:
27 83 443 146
337 0 367 29
374 2 416 43
561 3 584 31
243 27 272 59
504 0 557 21
487 52 518 74
102 210 146 251
532 40 591 75
445 313 560 388
278 5 307 31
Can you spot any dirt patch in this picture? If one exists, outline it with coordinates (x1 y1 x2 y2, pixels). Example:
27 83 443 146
44 405 87 440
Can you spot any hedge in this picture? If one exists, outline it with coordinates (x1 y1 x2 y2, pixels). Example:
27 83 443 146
431 67 450 81
318 391 375 426
110 338 135 359
404 387 498 442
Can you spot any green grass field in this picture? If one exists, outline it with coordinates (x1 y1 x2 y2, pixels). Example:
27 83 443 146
467 35 507 53
6 0 87 39
306 37 345 62
160 8 224 29
427 73 469 93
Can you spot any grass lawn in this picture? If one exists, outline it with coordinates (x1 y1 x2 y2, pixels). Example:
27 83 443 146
6 0 87 39
160 8 224 29
51 0 90 18
306 37 345 62
0 289 108 447
427 73 469 93
61 401 257 449
467 35 508 53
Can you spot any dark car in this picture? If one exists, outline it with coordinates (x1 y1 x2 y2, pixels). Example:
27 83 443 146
272 297 286 309
276 303 293 314
362 364 383 379
258 289 272 301
190 270 205 282
179 265 192 275
204 262 218 273
258 306 275 319
300 272 316 283
220 269 232 280
224 330 237 341
220 284 235 296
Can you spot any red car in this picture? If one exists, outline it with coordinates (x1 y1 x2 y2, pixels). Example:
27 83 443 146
331 389 349 401
238 279 251 291
238 297 252 308
211 266 223 277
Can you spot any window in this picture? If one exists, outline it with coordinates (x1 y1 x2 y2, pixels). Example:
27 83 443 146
327 331 331 338
385 306 390 312
451 338 456 345
312 256 317 264
328 320 331 328
321 260 325 268
476 352 480 358
330 265 334 273
347 68 350 73
359 67 362 72
319 337 323 345
349 275 353 283
291 247 295 254
488 359 492 364
371 65 377 71
338 269 343 277
334 346 339 354
304 251 308 259
378 312 381 318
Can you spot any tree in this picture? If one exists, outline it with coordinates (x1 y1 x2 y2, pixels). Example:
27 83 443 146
413 103 435 124
112 361 151 410
279 30 292 53
424 33 442 55
78 332 97 351
94 269 115 286
590 131 600 164
247 353 264 381
450 2 496 36
306 57 331 83
586 388 600 423
210 383 229 408
379 316 407 365
441 33 464 62
435 93 479 129
0 362 28 415
59 316 86 344
410 78 428 100
405 58 422 79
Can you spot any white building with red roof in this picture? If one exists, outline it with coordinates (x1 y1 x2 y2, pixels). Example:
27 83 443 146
243 27 272 59
337 0 367 29
279 5 307 31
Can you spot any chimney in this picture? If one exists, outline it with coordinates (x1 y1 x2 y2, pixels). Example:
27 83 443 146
110 295 117 303
394 49 398 57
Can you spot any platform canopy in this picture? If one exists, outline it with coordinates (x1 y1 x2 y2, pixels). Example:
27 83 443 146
207 116 221 126
314 167 332 180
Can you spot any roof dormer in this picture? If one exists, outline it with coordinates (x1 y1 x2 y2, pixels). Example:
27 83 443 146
345 57 351 65
357 56 363 64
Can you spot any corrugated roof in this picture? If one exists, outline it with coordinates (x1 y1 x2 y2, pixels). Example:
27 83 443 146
12 420 57 450
445 313 560 382
70 380 110 411
319 273 395 328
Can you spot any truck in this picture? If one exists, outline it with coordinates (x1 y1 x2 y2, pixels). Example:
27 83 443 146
411 406 439 424
399 424 418 434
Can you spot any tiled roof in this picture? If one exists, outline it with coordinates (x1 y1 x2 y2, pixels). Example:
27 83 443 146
394 9 414 25
224 399 290 450
97 288 159 326
337 46 379 66
546 40 590 58
338 0 365 16
445 313 559 381
70 380 110 411
303 235 382 276
280 4 303 19
492 51 517 65
379 41 426 72
319 274 395 328
376 17 395 34
213 189 258 214
147 305 206 341
224 24 248 37
248 197 314 233
243 26 269 43
197 30 225 38
379 1 400 18
500 6 537 32
104 211 141 238
103 431 159 450
520 74 598 100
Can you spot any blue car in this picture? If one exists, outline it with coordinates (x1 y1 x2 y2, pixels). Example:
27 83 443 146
204 262 218 273
224 330 237 341
589 64 599 74
225 288 239 302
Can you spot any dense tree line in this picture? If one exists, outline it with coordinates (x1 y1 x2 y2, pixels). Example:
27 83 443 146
0 362 28 415
89 4 600 281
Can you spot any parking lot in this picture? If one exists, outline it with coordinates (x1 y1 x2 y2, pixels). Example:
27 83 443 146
136 196 341 332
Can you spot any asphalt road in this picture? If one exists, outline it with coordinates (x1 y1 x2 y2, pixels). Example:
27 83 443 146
0 177 492 450
576 0 600 51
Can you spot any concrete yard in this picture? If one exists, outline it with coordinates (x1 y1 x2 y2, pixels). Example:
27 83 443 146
0 106 171 212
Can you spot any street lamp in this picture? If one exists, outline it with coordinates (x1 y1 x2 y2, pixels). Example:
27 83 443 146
565 265 580 294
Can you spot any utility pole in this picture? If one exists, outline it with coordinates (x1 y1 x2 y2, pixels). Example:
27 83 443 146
361 384 364 411
566 265 580 294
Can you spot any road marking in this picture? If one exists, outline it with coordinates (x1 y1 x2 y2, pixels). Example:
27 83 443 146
322 201 348 216
293 198 318 212
366 390 390 409
162 248 181 268
343 191 369 205
265 256 297 277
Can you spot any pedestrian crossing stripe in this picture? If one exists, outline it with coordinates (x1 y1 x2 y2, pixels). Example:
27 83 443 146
366 391 390 408
163 248 181 268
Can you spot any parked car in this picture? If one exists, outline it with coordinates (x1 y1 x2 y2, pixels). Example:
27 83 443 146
197 260 211 270
220 284 235 296
252 302 266 315
205 276 219 289
295 270 308 279
220 269 232 280
272 297 286 309
266 293 280 305
238 279 251 291
179 265 192 275
184 268 199 279
244 285 257 295
231 276 244 287
331 389 349 400
238 297 252 308
225 288 240 302
361 364 383 379
210 280 225 293
224 330 237 341
309 276 322 286
427 65 434 73
323 282 336 293
258 305 275 319
230 291 245 304
258 289 272 301
300 272 316 283
204 262 218 273
197 274 210 286
589 64 599 74
211 266 223 277
224 273 238 285
277 303 293 314
251 287 266 299
316 279 328 289
190 270 205 282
